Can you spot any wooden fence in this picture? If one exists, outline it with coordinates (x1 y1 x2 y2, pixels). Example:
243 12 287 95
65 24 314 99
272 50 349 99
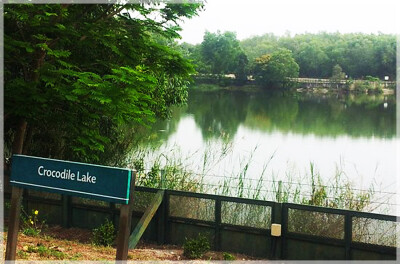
4 185 398 260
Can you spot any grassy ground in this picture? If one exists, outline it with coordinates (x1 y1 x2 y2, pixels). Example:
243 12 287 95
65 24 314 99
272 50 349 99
3 225 259 261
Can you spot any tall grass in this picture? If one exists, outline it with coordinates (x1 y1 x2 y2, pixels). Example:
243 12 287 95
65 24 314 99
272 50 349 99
128 144 391 214
129 145 397 247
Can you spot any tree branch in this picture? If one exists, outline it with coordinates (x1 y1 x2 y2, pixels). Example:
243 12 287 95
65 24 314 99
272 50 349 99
79 5 126 42
104 5 126 20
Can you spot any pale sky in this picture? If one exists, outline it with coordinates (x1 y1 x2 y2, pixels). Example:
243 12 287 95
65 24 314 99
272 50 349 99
179 0 399 44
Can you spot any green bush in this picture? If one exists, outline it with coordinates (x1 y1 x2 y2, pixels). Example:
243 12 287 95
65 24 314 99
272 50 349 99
22 227 41 237
183 233 211 259
92 218 116 247
365 75 380 82
223 252 236 260
17 250 29 259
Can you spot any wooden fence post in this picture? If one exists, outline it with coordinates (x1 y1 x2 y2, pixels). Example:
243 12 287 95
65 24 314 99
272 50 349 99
270 201 282 259
280 203 288 260
214 198 221 251
345 212 352 260
62 195 72 228
164 191 170 244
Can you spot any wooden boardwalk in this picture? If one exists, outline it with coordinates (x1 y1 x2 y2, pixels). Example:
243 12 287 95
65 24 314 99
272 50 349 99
288 77 396 89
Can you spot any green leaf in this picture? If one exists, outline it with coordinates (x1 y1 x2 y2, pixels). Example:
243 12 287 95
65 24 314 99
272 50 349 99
44 12 58 17
55 23 66 30
65 94 78 101
25 47 34 53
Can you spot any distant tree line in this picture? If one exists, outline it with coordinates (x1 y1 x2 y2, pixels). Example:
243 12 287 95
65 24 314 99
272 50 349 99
180 31 396 87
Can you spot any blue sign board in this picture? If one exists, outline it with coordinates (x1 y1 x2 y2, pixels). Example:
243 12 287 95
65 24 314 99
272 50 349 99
10 155 132 204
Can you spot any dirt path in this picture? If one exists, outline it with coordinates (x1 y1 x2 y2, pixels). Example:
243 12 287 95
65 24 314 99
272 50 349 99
3 226 260 261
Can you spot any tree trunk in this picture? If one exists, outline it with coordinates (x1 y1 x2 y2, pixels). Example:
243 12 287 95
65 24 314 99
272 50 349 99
22 125 33 155
12 119 27 155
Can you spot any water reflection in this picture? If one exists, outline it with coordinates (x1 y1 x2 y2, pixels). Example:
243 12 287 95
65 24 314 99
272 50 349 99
187 90 250 140
185 90 395 140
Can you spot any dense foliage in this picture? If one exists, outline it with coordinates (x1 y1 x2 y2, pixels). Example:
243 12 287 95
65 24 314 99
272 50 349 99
252 48 299 88
4 3 202 163
200 31 248 82
181 32 396 86
181 31 249 84
241 32 396 80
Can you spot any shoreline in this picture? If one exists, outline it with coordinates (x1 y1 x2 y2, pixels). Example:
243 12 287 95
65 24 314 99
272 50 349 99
189 83 396 96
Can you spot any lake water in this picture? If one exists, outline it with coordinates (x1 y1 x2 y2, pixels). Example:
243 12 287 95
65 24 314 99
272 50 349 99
139 89 397 214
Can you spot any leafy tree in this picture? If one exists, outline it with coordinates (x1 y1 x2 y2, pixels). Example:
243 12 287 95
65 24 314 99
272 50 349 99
331 64 346 81
251 54 272 85
295 42 330 77
373 34 396 80
234 52 249 84
4 3 203 163
240 33 279 63
252 49 299 88
179 42 211 74
200 31 248 79
340 34 377 78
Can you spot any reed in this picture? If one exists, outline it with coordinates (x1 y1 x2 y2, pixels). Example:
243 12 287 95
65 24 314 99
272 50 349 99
129 145 389 214
130 146 396 247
